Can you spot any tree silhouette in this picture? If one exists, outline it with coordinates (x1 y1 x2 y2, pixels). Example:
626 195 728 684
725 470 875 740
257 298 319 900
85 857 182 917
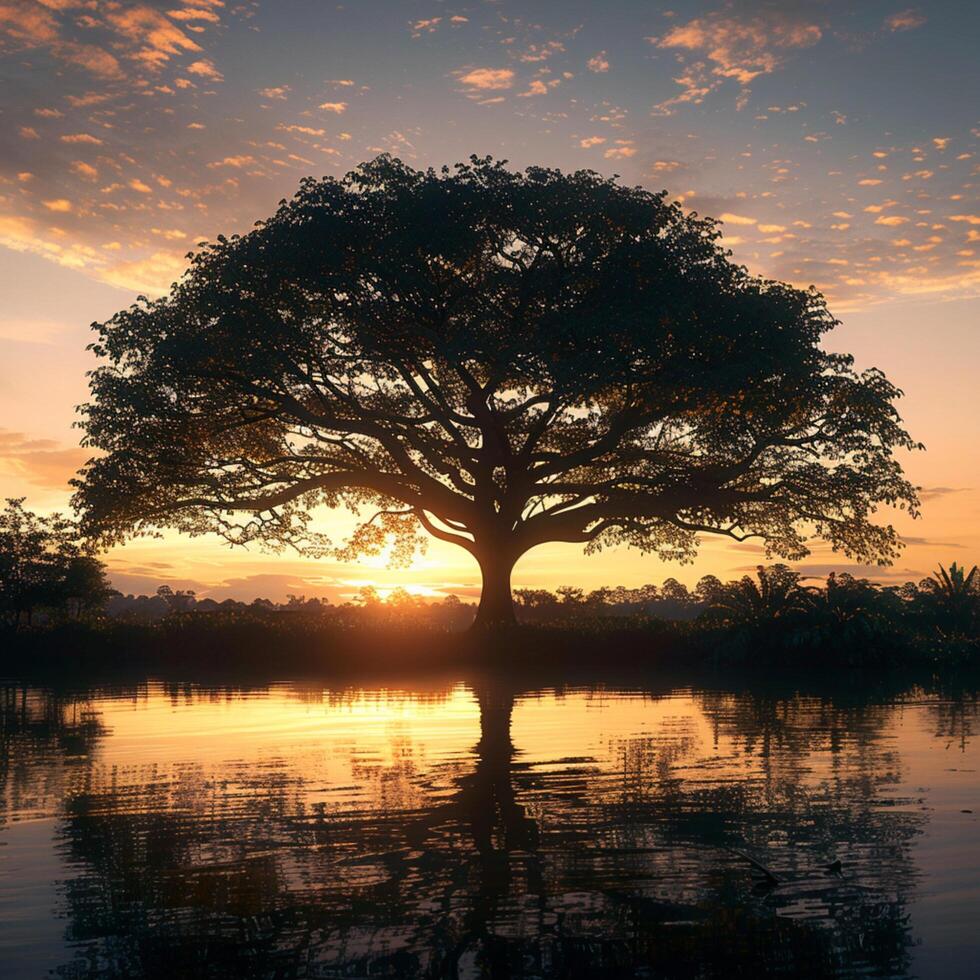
0 498 114 626
74 156 918 627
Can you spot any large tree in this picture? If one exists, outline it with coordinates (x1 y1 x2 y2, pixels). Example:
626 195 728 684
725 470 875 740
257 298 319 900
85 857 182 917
73 156 919 628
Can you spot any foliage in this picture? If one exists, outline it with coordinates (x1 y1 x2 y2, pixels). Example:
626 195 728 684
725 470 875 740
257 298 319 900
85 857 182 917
3 559 979 671
915 562 980 637
62 556 117 619
74 155 919 627
511 562 979 666
0 498 115 626
703 564 813 628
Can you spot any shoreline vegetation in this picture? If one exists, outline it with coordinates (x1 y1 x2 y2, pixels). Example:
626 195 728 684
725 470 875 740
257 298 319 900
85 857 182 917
5 561 979 678
3 499 978 676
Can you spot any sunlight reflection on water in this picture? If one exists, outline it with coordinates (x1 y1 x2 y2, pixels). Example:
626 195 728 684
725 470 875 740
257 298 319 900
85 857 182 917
1 673 977 978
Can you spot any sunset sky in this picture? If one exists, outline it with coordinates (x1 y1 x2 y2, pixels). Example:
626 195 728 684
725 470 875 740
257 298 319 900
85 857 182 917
1 0 977 603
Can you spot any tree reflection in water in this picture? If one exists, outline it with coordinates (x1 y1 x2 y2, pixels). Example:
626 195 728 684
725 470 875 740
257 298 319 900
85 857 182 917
2 673 976 978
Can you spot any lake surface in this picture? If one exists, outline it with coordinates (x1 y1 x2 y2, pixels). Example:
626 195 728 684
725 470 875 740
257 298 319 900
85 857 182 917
1 670 977 978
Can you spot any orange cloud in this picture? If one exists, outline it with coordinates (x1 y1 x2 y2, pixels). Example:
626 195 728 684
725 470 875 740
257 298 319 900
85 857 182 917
59 41 122 78
278 124 325 136
652 13 821 112
587 51 609 73
411 17 441 35
207 154 256 168
518 79 549 97
98 250 187 294
0 2 59 46
519 41 564 63
60 132 103 144
185 59 222 81
0 429 90 491
885 9 926 32
604 143 636 160
167 6 222 24
105 5 201 68
458 67 514 90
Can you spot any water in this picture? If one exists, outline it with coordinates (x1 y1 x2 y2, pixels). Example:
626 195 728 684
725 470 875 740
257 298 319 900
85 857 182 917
1 671 977 978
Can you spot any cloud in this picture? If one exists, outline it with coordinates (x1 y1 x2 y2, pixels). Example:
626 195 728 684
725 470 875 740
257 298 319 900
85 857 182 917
458 67 514 90
518 79 549 97
106 569 351 604
185 59 223 81
0 3 59 46
0 429 90 490
410 17 441 35
278 124 325 136
788 564 925 582
0 1 224 81
875 215 909 226
207 154 256 168
106 569 210 598
98 250 187 294
60 132 103 144
604 143 636 160
167 6 222 24
919 486 973 501
718 212 757 225
58 43 123 78
106 5 204 68
884 9 926 32
42 198 73 212
318 101 347 113
587 51 609 73
259 85 290 100
519 41 564 63
651 12 821 112
0 1 123 77
579 136 606 148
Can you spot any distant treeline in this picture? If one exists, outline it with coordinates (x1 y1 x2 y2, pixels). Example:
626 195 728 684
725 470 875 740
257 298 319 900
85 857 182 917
3 498 979 666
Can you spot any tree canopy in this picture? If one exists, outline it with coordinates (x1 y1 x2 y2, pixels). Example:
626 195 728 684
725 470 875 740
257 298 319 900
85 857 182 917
74 155 919 627
0 498 115 626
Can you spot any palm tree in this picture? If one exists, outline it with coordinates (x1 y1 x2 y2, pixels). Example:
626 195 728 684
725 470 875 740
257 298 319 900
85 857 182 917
708 565 814 628
799 572 899 652
919 563 980 635
927 562 979 597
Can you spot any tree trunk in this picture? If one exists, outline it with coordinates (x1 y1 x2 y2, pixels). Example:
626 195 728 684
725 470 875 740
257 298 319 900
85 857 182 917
472 550 517 630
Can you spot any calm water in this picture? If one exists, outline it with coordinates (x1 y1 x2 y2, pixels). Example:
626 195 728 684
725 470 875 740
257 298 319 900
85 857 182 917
1 672 978 978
